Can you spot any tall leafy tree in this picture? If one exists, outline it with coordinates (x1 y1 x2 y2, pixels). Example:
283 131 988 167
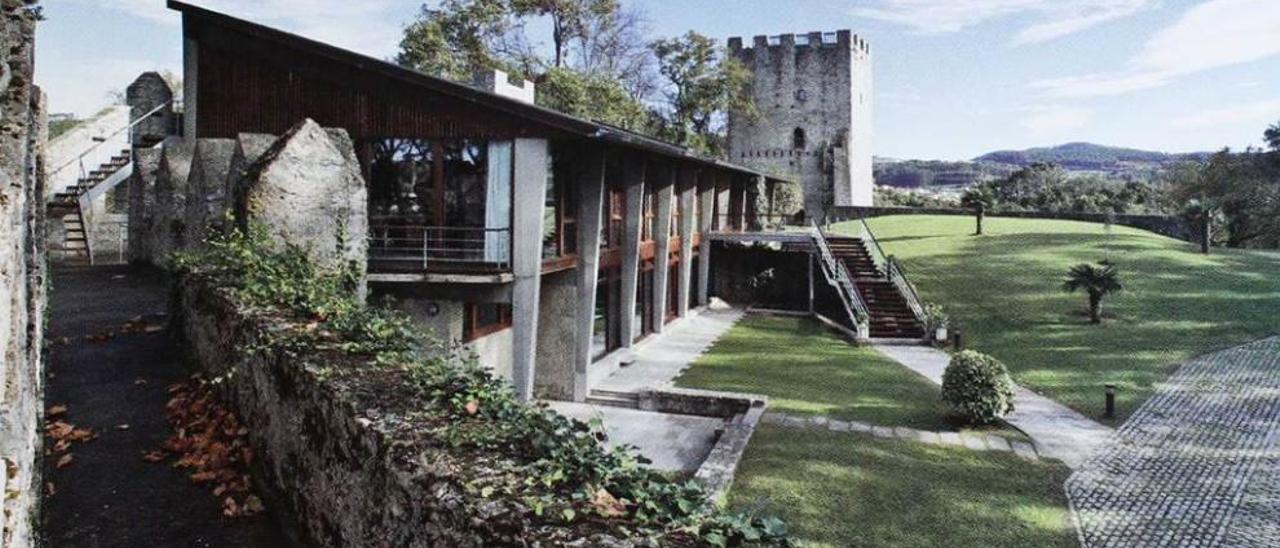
650 31 753 155
959 186 994 235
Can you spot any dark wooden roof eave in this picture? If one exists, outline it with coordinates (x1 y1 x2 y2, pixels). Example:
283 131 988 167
166 0 793 184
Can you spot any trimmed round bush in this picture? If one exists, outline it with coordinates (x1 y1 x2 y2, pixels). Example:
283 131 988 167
941 350 1015 425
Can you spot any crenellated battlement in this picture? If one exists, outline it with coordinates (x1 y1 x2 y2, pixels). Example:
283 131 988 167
727 30 870 54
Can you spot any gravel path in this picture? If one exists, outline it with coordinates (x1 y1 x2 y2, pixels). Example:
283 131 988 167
42 265 288 547
1066 336 1280 548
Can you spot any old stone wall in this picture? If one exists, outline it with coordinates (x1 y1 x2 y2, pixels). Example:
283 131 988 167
175 280 637 547
130 121 366 272
0 2 46 546
830 205 1199 243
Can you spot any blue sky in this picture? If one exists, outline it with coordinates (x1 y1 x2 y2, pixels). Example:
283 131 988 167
35 0 1280 160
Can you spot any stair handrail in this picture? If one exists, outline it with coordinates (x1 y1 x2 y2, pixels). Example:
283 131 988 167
809 221 870 333
48 100 171 183
857 217 928 326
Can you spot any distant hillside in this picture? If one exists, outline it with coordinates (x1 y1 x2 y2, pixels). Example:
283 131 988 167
973 142 1211 172
875 142 1213 189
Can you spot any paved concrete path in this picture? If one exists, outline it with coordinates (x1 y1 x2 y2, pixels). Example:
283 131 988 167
873 344 1114 469
761 411 1045 460
43 265 287 547
1067 337 1280 547
596 302 745 392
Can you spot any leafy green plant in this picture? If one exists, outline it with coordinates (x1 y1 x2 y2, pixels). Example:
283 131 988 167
174 225 791 546
923 303 949 333
941 351 1015 425
959 186 995 235
1061 261 1123 324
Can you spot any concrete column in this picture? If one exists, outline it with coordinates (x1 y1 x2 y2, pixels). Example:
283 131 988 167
677 166 697 317
182 34 198 140
510 138 549 402
619 155 645 347
697 172 715 307
572 147 607 401
652 165 675 333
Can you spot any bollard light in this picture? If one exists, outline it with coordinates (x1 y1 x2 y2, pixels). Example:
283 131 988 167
1105 384 1116 419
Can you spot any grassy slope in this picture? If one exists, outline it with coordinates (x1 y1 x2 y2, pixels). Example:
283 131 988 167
731 426 1076 548
840 215 1280 422
675 315 953 430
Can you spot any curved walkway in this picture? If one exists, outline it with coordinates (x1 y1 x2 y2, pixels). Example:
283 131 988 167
872 344 1114 468
1066 336 1280 547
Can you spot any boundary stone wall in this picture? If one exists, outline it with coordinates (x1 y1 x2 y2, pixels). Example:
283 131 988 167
174 281 640 547
830 205 1198 243
0 3 46 546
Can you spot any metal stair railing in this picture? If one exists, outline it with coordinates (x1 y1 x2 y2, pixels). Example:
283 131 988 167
810 221 870 339
49 100 171 186
857 218 927 326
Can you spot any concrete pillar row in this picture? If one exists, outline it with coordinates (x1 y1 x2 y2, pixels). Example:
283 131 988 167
572 147 607 401
696 171 716 307
676 166 697 318
651 165 676 333
619 155 646 348
510 138 550 402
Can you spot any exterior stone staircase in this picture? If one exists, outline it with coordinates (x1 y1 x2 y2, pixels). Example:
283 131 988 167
824 236 926 339
47 150 132 263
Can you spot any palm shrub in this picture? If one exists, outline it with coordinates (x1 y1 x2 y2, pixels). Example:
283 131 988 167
1062 261 1123 324
941 350 1015 425
959 186 994 235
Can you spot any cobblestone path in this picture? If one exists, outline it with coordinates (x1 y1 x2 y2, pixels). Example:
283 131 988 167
1066 336 1280 547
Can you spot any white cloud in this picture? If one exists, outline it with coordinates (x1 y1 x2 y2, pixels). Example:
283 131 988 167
1171 98 1280 129
83 0 413 58
850 0 1150 45
1035 0 1280 97
1016 105 1094 136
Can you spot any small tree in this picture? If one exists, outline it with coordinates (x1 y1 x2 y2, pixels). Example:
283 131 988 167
1062 261 1123 324
960 186 994 235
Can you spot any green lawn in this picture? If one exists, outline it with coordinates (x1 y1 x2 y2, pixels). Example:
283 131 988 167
731 425 1076 548
838 215 1280 422
675 315 953 430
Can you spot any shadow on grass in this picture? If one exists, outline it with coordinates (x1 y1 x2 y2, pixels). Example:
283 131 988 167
731 426 1076 548
837 215 1280 422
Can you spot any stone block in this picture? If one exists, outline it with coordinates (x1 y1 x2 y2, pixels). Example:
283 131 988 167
183 138 235 251
127 147 161 264
150 137 195 264
235 119 367 279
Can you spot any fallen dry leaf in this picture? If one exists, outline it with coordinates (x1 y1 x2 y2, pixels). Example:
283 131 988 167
55 454 73 469
142 451 167 463
134 378 148 386
45 482 56 497
116 424 130 431
46 405 67 417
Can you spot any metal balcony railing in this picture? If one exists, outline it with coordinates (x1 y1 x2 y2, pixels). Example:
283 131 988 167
368 224 511 273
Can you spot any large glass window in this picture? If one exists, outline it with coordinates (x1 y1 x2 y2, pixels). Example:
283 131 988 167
543 144 578 260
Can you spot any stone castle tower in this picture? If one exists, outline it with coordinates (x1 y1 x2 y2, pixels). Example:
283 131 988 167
727 31 873 217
